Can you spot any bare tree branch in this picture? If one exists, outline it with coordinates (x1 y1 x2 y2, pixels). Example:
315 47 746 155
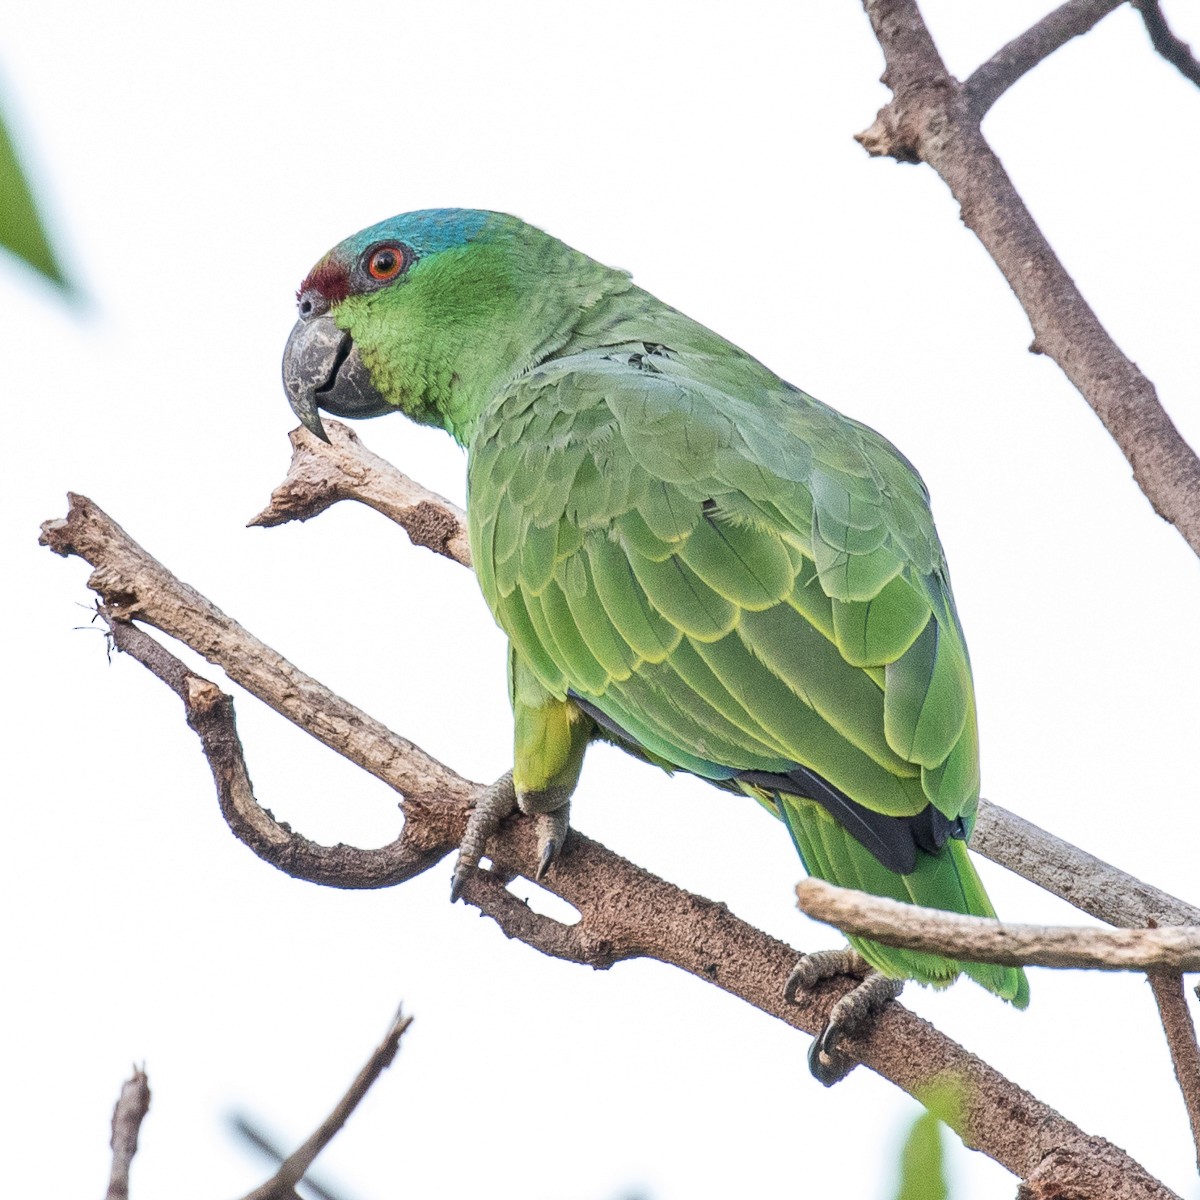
1147 971 1200 1176
250 423 472 568
797 879 1200 970
238 1008 413 1200
39 491 474 815
106 1066 150 1200
41 491 1184 1199
231 1117 348 1200
964 0 1125 119
99 614 451 888
1134 0 1200 89
857 0 1200 559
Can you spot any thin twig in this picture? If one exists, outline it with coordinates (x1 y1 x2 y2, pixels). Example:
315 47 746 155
106 1066 151 1200
1133 0 1200 88
238 1007 413 1200
796 879 1200 970
230 1117 347 1200
1147 972 1200 1175
964 0 1125 118
858 0 1200 559
41 492 1184 1200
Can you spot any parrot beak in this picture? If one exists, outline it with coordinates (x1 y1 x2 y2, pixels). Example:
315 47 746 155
281 312 390 442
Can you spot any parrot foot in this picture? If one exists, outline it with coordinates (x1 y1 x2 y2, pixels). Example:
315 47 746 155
450 771 516 902
534 805 570 881
785 949 904 1086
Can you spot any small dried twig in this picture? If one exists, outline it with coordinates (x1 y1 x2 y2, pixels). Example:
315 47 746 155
1134 0 1200 89
1147 972 1200 1175
106 1066 151 1200
238 1007 413 1200
250 422 471 567
964 0 1125 118
231 1117 347 1200
796 879 1200 971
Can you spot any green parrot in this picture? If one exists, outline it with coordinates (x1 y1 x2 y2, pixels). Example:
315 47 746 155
282 209 1028 1072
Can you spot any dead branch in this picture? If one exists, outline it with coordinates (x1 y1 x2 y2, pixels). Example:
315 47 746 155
41 492 1182 1199
231 1117 347 1200
796 879 1200 970
857 0 1200 559
1147 972 1200 1176
238 1008 413 1200
106 1066 150 1200
250 422 471 567
100 614 450 888
1134 0 1200 88
39 491 473 815
964 0 1125 118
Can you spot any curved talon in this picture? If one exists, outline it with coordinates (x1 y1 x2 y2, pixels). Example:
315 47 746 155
533 806 570 881
808 971 905 1086
808 1031 856 1086
451 771 516 902
783 949 902 1086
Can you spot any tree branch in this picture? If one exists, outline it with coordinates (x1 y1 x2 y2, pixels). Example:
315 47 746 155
1133 0 1200 89
1147 971 1200 1176
238 1007 413 1200
41 489 1184 1199
857 0 1200 560
39 490 474 815
231 1117 348 1200
797 879 1200 970
250 422 472 567
973 799 1200 929
105 1066 150 1200
964 0 1125 119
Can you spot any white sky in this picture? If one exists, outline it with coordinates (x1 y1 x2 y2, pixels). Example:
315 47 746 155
6 3 1200 1197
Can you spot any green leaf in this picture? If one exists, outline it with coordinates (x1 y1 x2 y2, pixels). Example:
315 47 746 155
0 96 68 289
892 1110 948 1200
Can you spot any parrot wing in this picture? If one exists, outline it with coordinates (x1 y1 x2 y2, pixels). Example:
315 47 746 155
467 341 1025 1003
469 341 977 823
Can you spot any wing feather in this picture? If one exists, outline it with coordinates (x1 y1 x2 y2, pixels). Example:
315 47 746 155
467 347 979 823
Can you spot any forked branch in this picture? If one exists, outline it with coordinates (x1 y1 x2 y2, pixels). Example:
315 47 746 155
858 0 1200 559
40 488 1183 1200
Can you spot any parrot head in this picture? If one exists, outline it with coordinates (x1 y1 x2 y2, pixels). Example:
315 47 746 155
282 208 625 443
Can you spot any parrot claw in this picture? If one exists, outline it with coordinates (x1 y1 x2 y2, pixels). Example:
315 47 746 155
784 947 868 1004
451 771 516 902
785 949 903 1086
533 806 570 881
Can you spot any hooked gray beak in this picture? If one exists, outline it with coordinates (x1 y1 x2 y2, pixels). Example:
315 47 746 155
281 312 390 442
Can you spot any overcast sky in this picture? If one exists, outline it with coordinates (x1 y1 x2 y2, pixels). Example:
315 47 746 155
6 3 1200 1197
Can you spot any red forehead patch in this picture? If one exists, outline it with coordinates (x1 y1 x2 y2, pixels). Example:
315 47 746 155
298 257 351 304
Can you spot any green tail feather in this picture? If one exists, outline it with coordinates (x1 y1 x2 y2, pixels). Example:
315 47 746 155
775 793 1029 1007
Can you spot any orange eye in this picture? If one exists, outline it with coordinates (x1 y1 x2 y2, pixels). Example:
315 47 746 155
367 244 409 281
